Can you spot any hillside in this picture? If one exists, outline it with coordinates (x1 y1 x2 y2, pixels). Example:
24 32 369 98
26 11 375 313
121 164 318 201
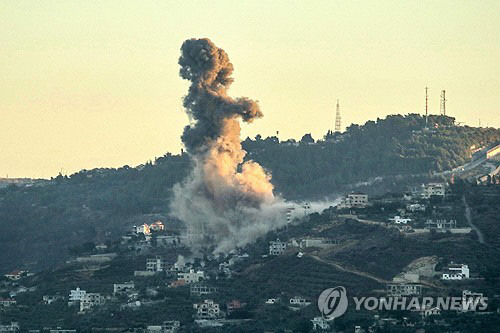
0 114 499 272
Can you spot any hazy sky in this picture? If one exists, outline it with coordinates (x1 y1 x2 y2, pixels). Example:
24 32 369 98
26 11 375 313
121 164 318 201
1 1 499 178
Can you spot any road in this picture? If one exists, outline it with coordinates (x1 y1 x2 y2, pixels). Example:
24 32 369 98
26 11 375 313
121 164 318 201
462 195 485 244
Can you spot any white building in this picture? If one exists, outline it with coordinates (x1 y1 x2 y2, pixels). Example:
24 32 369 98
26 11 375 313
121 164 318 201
462 290 485 312
289 296 311 307
178 269 205 284
265 298 280 304
162 321 180 333
386 283 422 296
425 219 457 231
79 293 103 312
43 295 64 304
190 285 218 296
406 203 426 212
311 317 330 330
193 299 221 319
421 183 446 199
134 224 151 235
150 220 165 231
441 264 469 280
68 287 86 304
0 322 19 332
389 216 412 224
113 281 135 294
337 193 368 209
269 238 287 255
147 256 168 272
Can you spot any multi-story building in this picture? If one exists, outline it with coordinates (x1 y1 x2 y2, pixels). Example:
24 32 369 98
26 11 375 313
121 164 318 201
269 238 287 255
337 193 368 209
43 295 64 304
0 322 20 332
150 221 165 232
178 269 204 284
386 283 423 296
4 270 24 281
289 296 311 307
146 256 168 272
190 285 218 296
441 264 469 280
462 290 485 312
162 320 180 333
134 224 151 235
193 299 221 319
113 281 135 294
68 287 86 305
79 293 103 312
421 183 446 199
0 298 17 307
425 219 457 231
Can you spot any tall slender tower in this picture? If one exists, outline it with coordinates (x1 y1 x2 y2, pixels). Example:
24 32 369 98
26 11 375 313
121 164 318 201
440 90 446 116
425 87 429 126
335 99 341 133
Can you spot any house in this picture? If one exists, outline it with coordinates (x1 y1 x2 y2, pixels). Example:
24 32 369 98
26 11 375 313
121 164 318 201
425 219 457 231
169 280 186 288
462 290 485 312
0 298 17 307
421 183 446 199
226 300 246 314
162 321 180 333
386 283 422 296
68 287 86 305
299 238 339 248
337 192 368 209
193 299 221 319
150 221 165 232
147 256 168 272
79 293 103 312
134 224 151 235
43 295 64 304
265 298 280 304
0 322 20 332
4 270 24 281
95 244 108 251
269 238 287 255
190 285 217 296
113 281 135 295
441 264 469 280
178 269 204 284
389 216 412 224
311 317 330 330
414 306 441 317
406 203 426 212
289 296 311 307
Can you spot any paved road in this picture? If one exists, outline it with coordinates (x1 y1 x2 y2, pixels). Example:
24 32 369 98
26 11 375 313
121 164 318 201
462 195 485 244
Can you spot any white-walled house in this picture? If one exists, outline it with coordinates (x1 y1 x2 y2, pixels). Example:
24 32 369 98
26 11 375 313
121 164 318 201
79 293 104 312
441 264 469 280
389 216 412 224
68 287 86 305
113 281 135 295
134 224 151 235
178 269 205 284
289 296 311 307
193 299 221 319
269 238 287 255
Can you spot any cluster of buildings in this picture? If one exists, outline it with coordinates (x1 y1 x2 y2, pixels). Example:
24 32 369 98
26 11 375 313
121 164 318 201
68 287 105 312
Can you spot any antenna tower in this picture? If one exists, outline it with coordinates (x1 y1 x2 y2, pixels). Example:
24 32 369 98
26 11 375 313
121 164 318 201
335 99 341 133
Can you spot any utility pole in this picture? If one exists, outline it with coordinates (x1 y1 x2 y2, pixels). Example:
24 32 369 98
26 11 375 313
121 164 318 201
335 99 341 133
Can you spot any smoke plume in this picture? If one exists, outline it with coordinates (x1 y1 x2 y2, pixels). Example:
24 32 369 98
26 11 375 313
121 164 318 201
171 38 284 254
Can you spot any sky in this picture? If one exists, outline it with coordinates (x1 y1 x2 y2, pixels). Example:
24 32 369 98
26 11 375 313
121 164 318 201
1 1 499 178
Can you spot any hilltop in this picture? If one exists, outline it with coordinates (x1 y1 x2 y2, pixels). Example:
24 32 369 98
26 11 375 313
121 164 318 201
0 114 498 272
